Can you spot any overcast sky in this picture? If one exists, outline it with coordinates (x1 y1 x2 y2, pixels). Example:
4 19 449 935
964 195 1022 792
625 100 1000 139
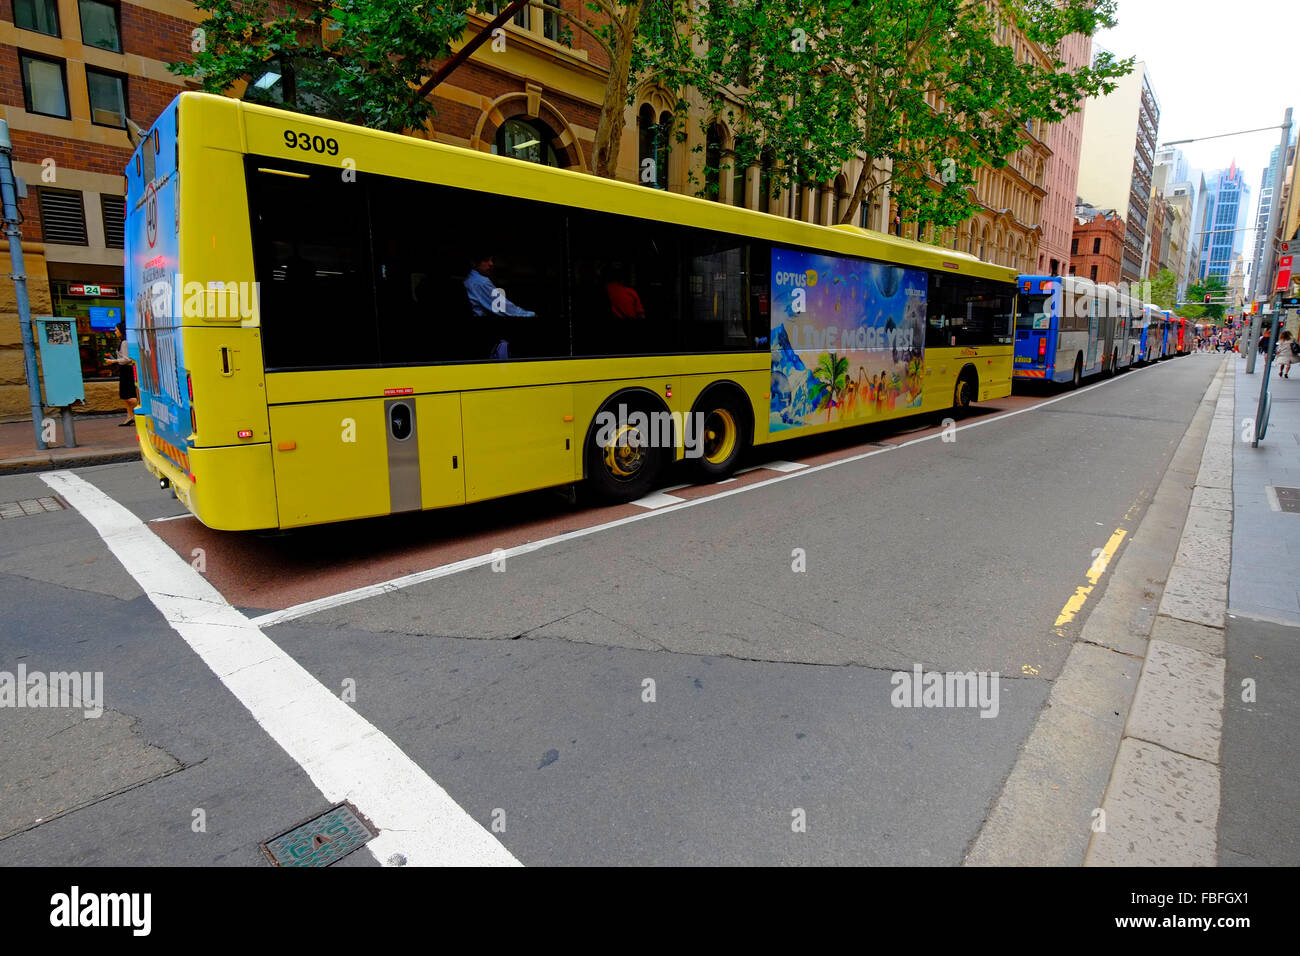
1095 0 1293 250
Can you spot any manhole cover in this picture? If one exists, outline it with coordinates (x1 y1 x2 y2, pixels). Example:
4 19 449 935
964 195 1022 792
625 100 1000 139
1274 487 1300 513
0 497 65 519
260 802 378 867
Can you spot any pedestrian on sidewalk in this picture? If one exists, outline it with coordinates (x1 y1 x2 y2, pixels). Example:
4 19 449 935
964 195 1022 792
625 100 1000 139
1277 330 1297 379
109 321 138 425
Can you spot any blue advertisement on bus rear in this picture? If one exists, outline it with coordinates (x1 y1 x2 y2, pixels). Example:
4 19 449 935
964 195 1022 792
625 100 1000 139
125 102 189 471
770 247 928 433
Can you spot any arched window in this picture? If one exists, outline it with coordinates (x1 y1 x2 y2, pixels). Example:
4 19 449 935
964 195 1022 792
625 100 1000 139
637 105 670 189
656 111 674 190
705 122 725 202
494 117 560 167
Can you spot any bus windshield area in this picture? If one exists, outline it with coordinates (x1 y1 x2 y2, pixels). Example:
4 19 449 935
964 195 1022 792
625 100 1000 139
1016 293 1053 330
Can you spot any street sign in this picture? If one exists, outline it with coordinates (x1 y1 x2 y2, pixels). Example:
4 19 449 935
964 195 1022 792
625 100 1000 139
1276 254 1293 292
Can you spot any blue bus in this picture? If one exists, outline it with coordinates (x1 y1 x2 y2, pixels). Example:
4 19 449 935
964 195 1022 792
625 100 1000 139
1014 275 1134 387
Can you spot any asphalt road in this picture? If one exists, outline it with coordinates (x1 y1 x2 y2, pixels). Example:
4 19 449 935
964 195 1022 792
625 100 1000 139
0 354 1221 865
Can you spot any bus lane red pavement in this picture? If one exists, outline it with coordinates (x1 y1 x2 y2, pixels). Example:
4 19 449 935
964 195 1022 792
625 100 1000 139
146 392 1047 614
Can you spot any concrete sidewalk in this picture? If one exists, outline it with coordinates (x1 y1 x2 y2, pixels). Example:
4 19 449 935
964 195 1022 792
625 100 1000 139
1218 352 1300 865
0 414 140 474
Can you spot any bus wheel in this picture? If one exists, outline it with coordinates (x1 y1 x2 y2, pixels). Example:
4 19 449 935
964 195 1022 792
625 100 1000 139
1071 355 1083 389
954 369 978 411
693 391 750 480
585 406 665 502
1107 350 1118 378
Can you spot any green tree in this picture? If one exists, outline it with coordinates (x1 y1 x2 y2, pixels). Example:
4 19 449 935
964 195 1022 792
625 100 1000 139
697 0 1132 227
1184 275 1226 321
171 0 476 133
1149 269 1177 311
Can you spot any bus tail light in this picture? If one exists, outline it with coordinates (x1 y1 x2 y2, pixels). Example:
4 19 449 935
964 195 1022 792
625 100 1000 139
1038 337 1047 358
237 429 253 439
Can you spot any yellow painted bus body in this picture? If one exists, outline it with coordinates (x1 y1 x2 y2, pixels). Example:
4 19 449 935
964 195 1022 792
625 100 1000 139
132 93 1015 531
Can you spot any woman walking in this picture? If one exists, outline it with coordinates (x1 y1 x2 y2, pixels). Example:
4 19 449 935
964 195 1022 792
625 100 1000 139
1277 330 1297 379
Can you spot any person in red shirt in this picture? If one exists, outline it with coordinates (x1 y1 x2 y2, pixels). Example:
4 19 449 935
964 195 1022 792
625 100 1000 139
605 265 646 320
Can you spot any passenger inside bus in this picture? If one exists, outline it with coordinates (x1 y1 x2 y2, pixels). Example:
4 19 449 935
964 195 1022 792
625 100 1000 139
464 251 536 359
605 265 646 320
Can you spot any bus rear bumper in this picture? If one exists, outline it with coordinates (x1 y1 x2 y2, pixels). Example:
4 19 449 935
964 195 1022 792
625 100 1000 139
139 436 279 531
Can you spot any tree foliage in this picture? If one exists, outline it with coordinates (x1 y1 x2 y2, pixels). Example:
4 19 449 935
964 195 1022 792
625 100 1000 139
696 0 1133 226
171 0 475 133
1149 269 1178 311
1184 275 1226 321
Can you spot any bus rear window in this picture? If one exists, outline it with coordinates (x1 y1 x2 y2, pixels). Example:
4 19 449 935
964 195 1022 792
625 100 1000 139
1016 293 1052 329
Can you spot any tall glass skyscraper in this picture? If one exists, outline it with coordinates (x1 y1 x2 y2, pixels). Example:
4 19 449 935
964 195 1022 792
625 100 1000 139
1199 164 1251 283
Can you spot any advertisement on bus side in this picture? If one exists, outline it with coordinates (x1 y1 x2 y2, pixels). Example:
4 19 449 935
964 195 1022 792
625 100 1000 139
126 106 190 473
769 247 927 433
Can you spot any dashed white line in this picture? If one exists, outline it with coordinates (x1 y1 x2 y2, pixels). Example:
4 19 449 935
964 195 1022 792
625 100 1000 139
42 469 519 868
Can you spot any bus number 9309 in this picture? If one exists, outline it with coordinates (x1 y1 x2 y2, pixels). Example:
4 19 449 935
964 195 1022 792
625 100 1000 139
283 130 339 155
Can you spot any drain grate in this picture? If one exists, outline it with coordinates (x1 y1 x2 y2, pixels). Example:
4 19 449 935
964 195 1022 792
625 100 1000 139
1274 487 1300 513
260 802 378 867
0 497 65 519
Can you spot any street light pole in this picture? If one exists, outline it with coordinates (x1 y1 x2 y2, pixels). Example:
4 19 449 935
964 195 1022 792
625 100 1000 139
0 119 46 450
1246 107 1292 375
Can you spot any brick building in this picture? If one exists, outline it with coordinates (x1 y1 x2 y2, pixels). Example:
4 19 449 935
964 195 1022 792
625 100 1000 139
1070 205 1125 286
1036 30 1089 276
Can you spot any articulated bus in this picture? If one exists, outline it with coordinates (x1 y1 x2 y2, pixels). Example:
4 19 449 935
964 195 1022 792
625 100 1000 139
126 93 1018 531
1012 274 1137 386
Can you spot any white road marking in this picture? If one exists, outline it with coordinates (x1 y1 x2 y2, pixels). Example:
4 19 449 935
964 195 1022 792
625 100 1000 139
630 490 687 509
254 359 1174 628
1265 485 1281 512
759 460 808 473
149 513 195 523
41 470 519 868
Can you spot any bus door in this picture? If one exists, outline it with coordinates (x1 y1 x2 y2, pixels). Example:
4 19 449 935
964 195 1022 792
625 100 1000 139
1013 276 1055 380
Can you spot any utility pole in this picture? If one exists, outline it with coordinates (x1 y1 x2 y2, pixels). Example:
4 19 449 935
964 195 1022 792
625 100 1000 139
0 119 46 450
1246 107 1292 375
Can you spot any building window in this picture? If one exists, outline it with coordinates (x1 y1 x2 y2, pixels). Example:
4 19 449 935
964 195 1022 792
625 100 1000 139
19 52 69 119
78 0 121 52
636 105 669 190
493 117 559 167
1093 237 1101 254
1071 237 1078 255
1090 265 1098 281
100 194 125 248
15 0 61 36
86 68 127 127
482 0 528 28
541 0 561 41
38 188 88 245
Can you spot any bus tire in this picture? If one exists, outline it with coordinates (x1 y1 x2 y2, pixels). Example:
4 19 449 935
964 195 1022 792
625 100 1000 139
691 386 751 480
954 367 978 410
1071 355 1083 389
1108 349 1118 378
584 394 668 503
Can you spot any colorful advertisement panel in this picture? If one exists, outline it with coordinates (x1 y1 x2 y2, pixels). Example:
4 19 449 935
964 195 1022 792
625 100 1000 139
770 247 927 433
125 102 190 471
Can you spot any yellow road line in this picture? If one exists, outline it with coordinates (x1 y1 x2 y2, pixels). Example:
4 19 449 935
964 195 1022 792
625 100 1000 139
1054 529 1127 628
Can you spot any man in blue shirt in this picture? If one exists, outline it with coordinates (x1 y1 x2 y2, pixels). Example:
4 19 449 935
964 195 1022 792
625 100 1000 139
465 253 535 359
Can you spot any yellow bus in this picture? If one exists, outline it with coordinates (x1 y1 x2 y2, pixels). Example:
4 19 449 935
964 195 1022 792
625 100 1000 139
126 92 1017 531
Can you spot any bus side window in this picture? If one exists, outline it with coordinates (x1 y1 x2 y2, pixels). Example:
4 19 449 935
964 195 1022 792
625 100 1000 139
246 159 380 370
567 208 682 357
683 231 752 352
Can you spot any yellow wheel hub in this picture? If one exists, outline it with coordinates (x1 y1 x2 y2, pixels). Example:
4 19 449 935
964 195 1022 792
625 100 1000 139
603 424 645 479
703 408 737 465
